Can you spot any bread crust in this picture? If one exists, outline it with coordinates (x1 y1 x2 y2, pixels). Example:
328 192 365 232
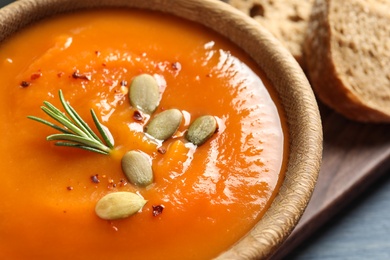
304 0 390 123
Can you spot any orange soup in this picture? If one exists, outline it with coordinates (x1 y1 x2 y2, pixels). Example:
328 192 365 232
0 9 287 259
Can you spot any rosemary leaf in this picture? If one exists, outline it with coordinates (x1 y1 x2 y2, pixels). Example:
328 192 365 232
42 101 66 118
27 90 114 155
41 106 87 138
54 142 109 155
67 104 102 143
91 109 114 149
27 116 72 134
58 90 97 141
47 133 111 154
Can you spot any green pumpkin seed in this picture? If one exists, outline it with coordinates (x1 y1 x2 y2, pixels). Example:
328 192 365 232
186 115 217 146
95 191 147 220
146 109 182 141
129 74 160 114
121 150 154 187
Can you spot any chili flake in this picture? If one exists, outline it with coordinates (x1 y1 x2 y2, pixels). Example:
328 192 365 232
172 61 181 70
30 71 42 80
91 174 100 184
72 71 92 80
119 179 128 187
20 81 31 88
133 110 143 121
152 205 165 217
120 80 128 86
157 147 166 154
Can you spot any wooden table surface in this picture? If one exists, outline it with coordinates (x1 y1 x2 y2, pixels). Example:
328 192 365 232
1 0 390 259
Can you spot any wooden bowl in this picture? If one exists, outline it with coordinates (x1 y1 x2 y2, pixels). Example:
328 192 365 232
0 0 322 259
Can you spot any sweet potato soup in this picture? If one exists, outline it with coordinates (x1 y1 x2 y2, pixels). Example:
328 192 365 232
0 8 288 260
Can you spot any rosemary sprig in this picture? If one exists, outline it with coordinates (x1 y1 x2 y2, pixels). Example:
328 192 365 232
27 90 114 155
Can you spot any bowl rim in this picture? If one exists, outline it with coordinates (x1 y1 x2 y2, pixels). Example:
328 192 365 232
0 0 323 259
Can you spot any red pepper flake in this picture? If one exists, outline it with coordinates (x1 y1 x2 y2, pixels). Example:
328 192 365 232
72 71 92 81
91 174 100 183
157 147 166 154
172 62 181 70
105 78 113 85
133 110 143 121
95 50 100 56
152 205 165 217
20 81 31 88
206 73 212 78
120 80 128 87
30 71 42 80
119 179 128 187
66 186 73 191
57 72 65 78
106 178 118 189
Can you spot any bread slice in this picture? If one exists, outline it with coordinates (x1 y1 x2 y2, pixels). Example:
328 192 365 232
228 0 314 69
304 0 390 122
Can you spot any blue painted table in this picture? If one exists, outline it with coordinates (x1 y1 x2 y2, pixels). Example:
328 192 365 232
289 172 390 260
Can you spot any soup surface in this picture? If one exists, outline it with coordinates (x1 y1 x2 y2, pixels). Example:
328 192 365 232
0 9 287 260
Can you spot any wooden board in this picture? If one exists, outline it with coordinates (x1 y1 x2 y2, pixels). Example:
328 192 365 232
271 101 390 259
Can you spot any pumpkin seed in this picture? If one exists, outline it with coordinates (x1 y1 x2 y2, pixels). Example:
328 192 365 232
146 109 182 141
186 115 217 145
95 191 147 220
129 74 160 114
121 150 154 187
